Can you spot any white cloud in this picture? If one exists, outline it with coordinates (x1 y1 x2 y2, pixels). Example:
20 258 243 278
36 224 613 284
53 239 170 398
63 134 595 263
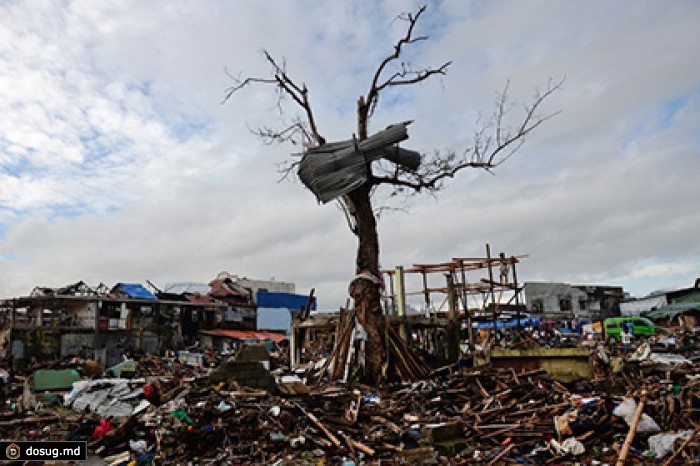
629 263 696 280
1 0 699 310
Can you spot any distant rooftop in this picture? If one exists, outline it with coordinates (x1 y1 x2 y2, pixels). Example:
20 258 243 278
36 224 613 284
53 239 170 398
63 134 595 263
163 282 210 295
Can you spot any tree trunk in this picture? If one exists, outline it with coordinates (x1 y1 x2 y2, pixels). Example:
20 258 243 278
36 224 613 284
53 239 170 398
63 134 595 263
347 184 385 385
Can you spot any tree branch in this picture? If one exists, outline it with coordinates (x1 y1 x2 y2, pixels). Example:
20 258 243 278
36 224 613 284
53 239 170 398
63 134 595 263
223 5 562 221
374 62 451 94
487 77 564 167
370 77 564 195
336 198 358 236
372 160 492 192
248 119 313 146
223 50 326 146
361 5 451 123
276 157 302 182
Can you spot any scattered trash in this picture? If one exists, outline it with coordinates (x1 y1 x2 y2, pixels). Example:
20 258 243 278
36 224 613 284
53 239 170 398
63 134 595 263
92 419 114 439
648 430 694 458
216 400 231 412
613 397 661 433
129 439 148 453
34 369 81 391
560 437 585 456
1 323 698 464
170 409 194 425
105 359 137 378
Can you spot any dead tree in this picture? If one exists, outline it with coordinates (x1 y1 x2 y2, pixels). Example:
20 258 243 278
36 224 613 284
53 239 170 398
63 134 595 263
224 5 561 385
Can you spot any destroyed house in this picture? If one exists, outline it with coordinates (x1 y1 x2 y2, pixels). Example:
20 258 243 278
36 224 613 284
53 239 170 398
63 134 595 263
641 278 700 327
163 282 257 331
0 281 226 368
523 282 625 321
1 272 306 368
665 278 700 304
199 328 287 354
644 302 700 327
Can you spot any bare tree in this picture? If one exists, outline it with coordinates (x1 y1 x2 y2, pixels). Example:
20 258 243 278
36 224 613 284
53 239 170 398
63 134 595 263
224 5 561 385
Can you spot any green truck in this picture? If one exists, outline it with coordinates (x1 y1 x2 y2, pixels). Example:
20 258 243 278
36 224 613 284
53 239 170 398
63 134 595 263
603 317 656 342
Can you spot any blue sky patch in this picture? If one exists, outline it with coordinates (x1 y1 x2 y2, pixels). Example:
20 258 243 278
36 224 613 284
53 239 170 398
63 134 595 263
1 251 18 262
659 94 688 128
172 120 211 143
621 90 693 151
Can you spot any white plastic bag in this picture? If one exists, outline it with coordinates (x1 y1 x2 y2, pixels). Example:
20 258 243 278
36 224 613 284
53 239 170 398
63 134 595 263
612 398 661 433
561 437 585 456
648 430 693 458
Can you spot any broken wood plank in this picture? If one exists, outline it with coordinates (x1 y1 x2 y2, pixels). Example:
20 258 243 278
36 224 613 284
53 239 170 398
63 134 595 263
487 444 514 465
349 438 375 456
616 393 647 466
302 408 341 448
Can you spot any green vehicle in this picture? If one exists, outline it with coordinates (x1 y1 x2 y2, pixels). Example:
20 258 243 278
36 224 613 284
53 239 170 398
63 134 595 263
603 317 656 342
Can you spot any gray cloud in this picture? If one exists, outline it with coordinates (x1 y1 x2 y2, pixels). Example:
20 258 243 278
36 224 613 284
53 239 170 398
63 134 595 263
1 0 699 310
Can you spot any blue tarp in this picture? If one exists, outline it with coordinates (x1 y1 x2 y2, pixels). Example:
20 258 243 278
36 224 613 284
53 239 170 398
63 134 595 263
472 318 589 332
472 317 541 330
256 291 316 312
115 283 157 300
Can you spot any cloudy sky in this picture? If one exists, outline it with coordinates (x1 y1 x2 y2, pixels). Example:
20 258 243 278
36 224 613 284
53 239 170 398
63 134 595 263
1 0 699 310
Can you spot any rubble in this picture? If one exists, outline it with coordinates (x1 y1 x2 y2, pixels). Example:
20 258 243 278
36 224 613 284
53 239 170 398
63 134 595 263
0 328 698 464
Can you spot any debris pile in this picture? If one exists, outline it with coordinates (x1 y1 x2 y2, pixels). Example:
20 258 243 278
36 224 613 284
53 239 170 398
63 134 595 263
0 330 698 464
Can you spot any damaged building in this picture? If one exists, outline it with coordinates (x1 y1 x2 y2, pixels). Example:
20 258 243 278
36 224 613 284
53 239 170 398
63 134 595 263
0 272 307 369
523 282 627 321
632 278 700 327
1 281 211 369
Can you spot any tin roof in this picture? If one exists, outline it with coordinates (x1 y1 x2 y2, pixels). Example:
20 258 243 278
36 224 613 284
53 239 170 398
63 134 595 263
163 282 210 295
200 328 287 343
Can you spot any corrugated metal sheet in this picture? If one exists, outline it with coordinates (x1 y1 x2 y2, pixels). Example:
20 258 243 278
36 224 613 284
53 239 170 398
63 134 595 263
645 302 700 320
208 279 250 298
163 282 210 295
298 122 421 203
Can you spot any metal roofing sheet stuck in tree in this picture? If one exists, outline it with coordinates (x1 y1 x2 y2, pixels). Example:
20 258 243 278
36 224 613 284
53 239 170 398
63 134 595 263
298 122 421 203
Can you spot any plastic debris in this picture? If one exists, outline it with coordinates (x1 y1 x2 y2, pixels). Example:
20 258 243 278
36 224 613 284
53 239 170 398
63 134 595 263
648 430 694 458
216 400 232 412
612 397 661 433
129 439 148 453
171 409 194 425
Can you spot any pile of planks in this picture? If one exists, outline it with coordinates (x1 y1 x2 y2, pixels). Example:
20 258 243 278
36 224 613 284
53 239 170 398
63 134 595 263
315 309 430 383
